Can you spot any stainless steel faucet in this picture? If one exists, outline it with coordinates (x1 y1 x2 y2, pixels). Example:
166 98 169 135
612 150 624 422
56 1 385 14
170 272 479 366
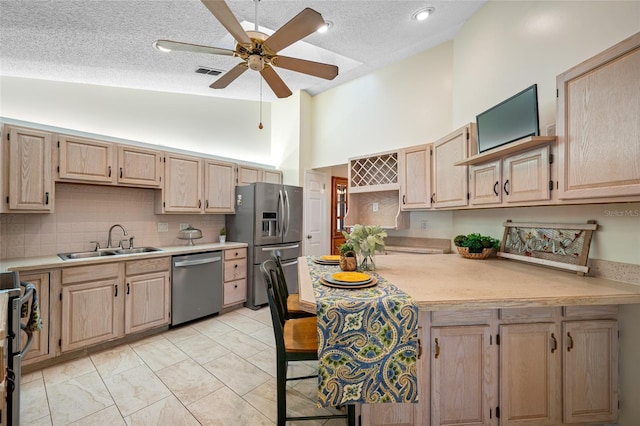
107 224 128 248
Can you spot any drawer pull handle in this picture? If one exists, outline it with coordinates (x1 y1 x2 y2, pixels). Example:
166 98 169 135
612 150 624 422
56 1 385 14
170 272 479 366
503 179 510 196
45 192 49 205
551 333 557 353
108 166 112 177
434 337 440 359
127 283 130 295
120 167 123 178
115 285 118 297
567 332 574 352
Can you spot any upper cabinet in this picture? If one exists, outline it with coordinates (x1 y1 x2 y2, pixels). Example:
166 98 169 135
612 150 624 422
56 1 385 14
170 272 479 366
432 124 475 209
57 135 115 183
2 126 54 212
237 165 282 185
158 153 236 214
262 169 283 184
556 32 640 201
400 144 432 210
117 145 162 187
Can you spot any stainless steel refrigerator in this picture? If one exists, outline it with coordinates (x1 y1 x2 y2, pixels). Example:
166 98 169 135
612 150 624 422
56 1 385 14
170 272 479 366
226 182 303 309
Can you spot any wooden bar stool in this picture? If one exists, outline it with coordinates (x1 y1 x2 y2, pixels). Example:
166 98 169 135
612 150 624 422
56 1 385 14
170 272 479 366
270 250 315 318
260 259 355 426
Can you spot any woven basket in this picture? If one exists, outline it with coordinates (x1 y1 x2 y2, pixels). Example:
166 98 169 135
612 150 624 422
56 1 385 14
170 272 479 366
339 252 358 271
456 246 493 259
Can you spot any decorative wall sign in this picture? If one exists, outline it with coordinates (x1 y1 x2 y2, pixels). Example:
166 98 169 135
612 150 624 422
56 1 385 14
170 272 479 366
498 219 598 276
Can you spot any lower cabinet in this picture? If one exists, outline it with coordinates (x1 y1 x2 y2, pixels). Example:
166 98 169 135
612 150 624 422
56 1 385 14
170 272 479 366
359 306 619 426
60 258 170 352
223 248 247 307
19 271 51 365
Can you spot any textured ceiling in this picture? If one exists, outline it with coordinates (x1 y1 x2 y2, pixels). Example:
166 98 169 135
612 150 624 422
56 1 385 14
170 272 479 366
0 0 486 102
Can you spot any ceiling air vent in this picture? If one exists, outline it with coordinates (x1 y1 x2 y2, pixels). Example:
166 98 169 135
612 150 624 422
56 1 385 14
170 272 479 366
195 66 223 76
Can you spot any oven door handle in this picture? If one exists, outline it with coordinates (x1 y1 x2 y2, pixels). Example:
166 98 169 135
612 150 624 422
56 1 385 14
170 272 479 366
174 256 221 267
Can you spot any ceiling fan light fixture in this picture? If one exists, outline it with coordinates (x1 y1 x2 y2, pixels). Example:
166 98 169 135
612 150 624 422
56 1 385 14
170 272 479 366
317 20 333 34
247 54 265 71
152 41 171 53
412 7 434 21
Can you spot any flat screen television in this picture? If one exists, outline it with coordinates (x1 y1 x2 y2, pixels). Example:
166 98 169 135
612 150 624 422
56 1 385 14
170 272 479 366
476 84 539 153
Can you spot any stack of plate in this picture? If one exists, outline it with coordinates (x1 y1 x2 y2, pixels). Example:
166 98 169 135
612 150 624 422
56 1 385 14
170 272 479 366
320 271 378 289
313 255 341 265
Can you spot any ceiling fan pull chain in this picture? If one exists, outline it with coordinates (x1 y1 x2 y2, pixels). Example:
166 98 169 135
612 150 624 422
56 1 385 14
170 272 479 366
259 75 264 130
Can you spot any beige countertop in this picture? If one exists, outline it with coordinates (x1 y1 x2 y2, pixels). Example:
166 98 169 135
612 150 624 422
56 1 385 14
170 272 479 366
298 253 640 311
0 242 248 273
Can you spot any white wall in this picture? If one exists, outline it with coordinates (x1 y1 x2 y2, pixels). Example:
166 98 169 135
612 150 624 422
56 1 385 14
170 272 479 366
309 41 454 168
0 76 272 164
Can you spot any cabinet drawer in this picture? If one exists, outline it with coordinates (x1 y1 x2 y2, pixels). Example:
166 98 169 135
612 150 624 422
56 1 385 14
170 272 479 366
125 257 170 275
224 258 247 281
224 279 246 306
224 248 247 260
62 262 119 284
431 309 496 325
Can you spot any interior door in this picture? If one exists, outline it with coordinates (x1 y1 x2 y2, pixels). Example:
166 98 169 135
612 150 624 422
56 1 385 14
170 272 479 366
303 170 329 256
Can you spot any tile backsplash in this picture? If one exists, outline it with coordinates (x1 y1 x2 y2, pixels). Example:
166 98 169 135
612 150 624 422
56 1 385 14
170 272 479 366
0 183 225 260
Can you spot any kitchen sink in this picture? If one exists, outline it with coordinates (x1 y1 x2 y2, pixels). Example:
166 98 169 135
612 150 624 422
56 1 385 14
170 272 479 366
58 247 163 261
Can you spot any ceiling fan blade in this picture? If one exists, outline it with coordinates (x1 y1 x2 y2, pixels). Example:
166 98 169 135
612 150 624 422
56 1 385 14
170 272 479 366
200 0 252 46
154 40 235 56
260 66 293 98
210 63 248 89
262 8 325 53
271 56 338 80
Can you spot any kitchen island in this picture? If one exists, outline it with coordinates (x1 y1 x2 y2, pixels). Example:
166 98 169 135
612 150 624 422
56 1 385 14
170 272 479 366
299 253 640 426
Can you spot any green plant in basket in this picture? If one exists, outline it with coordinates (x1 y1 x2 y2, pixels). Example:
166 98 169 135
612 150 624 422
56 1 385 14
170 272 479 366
339 242 355 256
453 233 500 254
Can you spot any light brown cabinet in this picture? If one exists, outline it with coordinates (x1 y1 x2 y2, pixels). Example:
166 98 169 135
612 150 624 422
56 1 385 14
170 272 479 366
432 124 474 209
124 258 171 334
262 169 283 184
470 145 551 206
57 135 115 183
237 165 282 185
160 152 203 213
556 32 640 201
2 126 53 212
117 145 162 187
223 248 247 307
19 272 51 365
204 159 235 213
60 263 122 352
400 144 432 210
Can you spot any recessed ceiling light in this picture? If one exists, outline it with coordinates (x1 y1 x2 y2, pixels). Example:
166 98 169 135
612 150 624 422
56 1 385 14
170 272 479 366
317 20 333 34
412 7 434 21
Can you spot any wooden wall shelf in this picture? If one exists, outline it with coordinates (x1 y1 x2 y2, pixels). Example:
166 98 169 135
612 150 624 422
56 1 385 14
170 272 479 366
454 136 556 166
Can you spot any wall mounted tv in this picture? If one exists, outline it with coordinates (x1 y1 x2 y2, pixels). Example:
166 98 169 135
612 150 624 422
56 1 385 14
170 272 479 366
476 84 540 153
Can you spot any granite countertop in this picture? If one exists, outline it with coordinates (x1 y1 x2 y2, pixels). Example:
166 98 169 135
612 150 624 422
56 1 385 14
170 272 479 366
298 253 640 311
0 242 248 273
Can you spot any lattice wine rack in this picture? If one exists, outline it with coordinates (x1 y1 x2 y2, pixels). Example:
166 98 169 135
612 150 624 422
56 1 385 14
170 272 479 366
349 152 398 190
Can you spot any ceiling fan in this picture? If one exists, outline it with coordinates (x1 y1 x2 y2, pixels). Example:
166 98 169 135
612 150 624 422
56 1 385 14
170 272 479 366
153 0 339 99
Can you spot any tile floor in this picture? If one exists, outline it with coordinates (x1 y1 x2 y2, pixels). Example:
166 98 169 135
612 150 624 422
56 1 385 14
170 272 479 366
21 307 347 425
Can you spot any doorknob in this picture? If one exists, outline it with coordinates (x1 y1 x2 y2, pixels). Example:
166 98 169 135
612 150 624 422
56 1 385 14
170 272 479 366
307 235 312 239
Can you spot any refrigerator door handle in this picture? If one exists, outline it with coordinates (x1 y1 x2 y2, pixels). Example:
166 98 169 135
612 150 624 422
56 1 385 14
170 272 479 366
261 244 300 252
278 189 285 237
284 190 291 237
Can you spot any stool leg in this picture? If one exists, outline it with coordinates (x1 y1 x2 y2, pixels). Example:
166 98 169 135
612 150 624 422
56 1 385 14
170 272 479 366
276 357 287 426
347 404 355 426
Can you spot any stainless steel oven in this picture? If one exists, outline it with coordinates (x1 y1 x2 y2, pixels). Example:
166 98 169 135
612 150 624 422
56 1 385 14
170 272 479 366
1 271 37 426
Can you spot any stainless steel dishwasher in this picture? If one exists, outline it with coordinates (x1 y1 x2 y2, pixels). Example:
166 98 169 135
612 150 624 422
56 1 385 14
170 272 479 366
171 251 223 326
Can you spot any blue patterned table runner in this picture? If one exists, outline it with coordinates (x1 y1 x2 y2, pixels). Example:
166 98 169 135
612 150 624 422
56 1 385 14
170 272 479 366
306 257 419 407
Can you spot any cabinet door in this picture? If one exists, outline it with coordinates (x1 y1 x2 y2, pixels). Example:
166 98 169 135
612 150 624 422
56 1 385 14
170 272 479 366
204 160 235 213
499 323 560 425
19 272 50 364
124 271 170 334
262 169 282 184
431 325 494 426
61 278 123 352
469 160 501 206
58 135 115 183
163 153 202 212
7 127 53 211
556 33 640 200
502 145 550 203
237 165 261 185
563 320 618 424
401 144 431 210
433 125 472 208
117 145 162 187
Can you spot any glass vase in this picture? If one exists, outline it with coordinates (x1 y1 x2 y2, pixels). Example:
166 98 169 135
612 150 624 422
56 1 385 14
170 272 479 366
358 253 376 271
